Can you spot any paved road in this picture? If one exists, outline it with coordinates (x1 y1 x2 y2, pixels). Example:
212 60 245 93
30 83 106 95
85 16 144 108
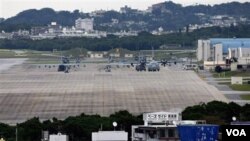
198 69 250 105
0 58 27 72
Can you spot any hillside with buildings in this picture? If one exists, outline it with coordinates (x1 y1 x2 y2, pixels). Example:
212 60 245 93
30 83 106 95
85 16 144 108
1 1 250 34
1 24 250 51
1 1 250 50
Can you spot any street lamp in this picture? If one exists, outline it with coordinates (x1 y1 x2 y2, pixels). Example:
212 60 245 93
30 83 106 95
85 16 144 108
232 116 237 122
217 54 219 65
16 124 18 141
113 121 117 131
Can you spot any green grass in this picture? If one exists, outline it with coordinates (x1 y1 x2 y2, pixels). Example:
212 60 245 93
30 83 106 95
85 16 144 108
0 49 62 58
240 95 250 100
218 82 231 85
153 51 196 60
0 51 15 57
213 71 250 78
229 84 250 91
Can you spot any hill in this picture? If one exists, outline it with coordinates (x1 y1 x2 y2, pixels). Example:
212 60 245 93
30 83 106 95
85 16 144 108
1 1 250 32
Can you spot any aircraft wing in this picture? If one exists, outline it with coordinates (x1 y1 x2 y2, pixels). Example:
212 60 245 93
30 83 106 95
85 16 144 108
35 63 84 68
107 62 132 67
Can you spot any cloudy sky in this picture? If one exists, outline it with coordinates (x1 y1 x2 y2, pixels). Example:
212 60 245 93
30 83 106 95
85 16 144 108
0 0 249 18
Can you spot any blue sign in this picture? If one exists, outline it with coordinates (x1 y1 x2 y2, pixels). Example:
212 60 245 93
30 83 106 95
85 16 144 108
178 125 219 141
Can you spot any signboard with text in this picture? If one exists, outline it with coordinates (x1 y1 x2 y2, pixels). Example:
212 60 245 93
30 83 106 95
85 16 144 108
143 112 179 123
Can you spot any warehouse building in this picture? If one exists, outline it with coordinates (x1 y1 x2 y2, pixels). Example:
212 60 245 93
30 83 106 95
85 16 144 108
197 38 250 69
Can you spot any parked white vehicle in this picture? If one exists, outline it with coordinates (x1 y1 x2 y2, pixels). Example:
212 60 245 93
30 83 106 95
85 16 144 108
183 64 198 70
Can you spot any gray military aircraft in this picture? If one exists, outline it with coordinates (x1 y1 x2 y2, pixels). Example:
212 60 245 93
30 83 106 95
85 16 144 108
37 56 83 73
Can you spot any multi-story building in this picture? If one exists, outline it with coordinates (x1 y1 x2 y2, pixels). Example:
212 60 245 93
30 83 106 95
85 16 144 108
197 39 211 62
12 30 30 39
75 18 94 31
48 22 62 34
120 5 137 14
31 26 48 35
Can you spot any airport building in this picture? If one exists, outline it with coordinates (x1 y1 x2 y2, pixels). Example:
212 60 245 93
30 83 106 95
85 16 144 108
197 38 250 69
131 111 218 141
75 18 94 31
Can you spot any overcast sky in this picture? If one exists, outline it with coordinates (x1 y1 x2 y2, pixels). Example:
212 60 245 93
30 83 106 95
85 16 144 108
0 0 249 18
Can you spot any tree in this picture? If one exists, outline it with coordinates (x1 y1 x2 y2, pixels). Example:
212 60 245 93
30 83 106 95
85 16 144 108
0 123 15 141
182 101 248 124
241 104 250 121
18 117 42 141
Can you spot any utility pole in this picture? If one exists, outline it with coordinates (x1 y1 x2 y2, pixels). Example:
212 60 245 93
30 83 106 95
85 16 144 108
213 47 216 71
16 125 18 141
151 46 154 60
217 54 219 65
190 52 193 64
100 124 103 131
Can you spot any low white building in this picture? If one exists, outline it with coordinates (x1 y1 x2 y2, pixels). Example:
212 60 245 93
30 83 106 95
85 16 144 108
109 53 120 58
92 131 128 141
204 61 226 70
49 133 68 141
124 54 133 58
237 57 250 65
90 53 104 58
0 32 13 39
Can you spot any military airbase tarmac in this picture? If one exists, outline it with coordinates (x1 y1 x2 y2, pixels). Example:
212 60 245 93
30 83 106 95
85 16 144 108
0 58 228 125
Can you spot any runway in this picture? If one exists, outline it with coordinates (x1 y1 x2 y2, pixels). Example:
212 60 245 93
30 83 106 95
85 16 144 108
0 59 228 124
